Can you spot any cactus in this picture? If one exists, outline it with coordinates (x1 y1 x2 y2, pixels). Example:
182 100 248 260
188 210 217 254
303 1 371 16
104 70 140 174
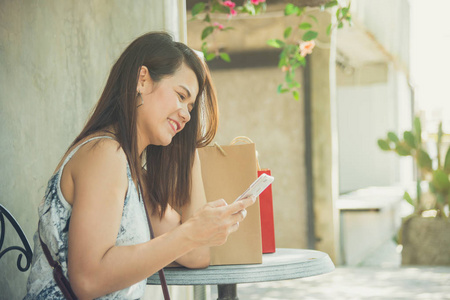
377 116 449 218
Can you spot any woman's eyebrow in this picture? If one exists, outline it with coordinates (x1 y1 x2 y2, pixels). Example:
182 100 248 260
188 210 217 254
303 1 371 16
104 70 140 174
179 85 191 98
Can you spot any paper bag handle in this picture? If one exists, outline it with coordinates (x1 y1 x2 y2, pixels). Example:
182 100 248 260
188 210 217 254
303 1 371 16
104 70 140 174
230 136 254 145
229 136 261 171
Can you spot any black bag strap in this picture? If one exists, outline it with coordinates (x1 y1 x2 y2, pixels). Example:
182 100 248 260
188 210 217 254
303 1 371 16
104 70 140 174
142 199 171 300
38 223 78 299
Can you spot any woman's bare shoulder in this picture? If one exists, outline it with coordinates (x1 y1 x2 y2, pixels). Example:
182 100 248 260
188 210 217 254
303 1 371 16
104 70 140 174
60 134 129 205
70 136 127 176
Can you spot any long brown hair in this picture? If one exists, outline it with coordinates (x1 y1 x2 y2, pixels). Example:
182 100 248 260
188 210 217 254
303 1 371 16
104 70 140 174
70 32 218 217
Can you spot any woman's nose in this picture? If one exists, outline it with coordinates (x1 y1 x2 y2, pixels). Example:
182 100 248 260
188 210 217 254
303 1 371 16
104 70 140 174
179 106 191 122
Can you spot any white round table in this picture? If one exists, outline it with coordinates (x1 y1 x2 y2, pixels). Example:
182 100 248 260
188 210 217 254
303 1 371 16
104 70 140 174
148 248 335 299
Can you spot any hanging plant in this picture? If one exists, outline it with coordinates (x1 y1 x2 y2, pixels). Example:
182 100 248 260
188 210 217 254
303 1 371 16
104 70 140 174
189 0 352 100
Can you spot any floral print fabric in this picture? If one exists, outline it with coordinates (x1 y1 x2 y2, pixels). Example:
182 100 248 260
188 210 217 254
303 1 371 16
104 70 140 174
24 136 150 299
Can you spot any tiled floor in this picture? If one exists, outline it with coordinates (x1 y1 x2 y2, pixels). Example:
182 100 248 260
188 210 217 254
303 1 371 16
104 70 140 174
224 266 450 300
210 240 450 299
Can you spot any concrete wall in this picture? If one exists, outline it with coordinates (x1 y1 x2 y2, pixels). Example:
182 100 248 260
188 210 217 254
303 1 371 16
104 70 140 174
210 67 308 249
0 1 187 299
336 0 413 193
187 5 339 254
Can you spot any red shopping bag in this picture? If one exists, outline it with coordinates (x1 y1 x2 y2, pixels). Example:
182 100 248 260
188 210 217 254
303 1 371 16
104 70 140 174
258 169 276 253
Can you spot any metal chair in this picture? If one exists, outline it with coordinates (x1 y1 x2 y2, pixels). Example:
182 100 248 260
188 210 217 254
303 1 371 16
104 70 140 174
0 204 33 272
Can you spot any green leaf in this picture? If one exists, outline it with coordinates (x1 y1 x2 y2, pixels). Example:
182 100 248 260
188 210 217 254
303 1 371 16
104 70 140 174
326 24 332 35
302 31 318 41
244 2 256 15
212 2 230 13
279 49 287 64
403 191 414 207
338 21 344 29
288 81 301 89
291 60 302 69
277 85 289 94
308 14 318 24
296 7 305 16
192 2 206 16
277 84 283 94
285 69 295 83
325 0 338 8
342 7 349 17
377 139 391 151
417 149 433 171
299 22 312 30
204 13 211 23
395 142 411 156
346 15 353 26
205 53 216 61
201 26 215 40
267 39 285 48
403 131 416 149
387 132 399 143
414 117 422 145
431 169 450 193
201 41 208 52
293 90 300 101
295 53 306 65
284 3 297 16
219 52 231 62
444 147 450 174
284 27 292 39
436 194 446 205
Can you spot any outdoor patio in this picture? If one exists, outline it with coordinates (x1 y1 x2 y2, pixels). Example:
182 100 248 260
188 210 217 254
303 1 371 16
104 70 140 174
211 241 450 299
2 1 450 299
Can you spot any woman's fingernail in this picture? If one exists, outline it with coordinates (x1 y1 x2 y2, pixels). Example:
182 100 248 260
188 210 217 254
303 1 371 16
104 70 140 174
242 209 247 218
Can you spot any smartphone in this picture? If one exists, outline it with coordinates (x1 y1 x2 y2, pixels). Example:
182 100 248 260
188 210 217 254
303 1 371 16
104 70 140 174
234 173 274 202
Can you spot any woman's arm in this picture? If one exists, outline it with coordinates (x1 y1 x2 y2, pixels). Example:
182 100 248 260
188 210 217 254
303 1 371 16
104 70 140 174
176 150 210 267
66 140 254 299
150 150 210 268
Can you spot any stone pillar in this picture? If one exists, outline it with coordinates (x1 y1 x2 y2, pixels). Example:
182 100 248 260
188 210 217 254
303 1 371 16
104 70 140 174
308 10 340 262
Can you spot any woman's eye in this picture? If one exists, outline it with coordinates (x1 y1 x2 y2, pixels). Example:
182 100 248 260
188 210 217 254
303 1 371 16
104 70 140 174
177 92 186 101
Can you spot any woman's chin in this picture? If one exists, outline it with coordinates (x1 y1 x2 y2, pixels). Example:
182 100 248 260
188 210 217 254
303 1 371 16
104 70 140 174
160 136 173 147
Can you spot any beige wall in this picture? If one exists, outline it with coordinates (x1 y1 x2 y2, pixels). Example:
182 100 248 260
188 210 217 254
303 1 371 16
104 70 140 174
210 67 308 249
0 1 185 299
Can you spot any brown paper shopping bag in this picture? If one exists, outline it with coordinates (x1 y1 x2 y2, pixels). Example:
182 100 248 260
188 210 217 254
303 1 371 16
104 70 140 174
198 142 262 265
230 137 276 254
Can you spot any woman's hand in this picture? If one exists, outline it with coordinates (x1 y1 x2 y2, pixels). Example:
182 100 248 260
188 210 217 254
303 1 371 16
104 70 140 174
180 196 256 248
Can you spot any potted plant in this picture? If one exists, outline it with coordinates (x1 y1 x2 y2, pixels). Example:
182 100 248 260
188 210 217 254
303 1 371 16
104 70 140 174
377 116 450 265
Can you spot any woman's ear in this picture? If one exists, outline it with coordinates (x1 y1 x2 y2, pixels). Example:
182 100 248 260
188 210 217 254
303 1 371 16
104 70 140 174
137 66 152 92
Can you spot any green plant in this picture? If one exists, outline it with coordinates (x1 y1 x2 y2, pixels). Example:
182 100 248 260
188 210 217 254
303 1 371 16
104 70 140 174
189 0 352 101
377 116 450 219
266 1 352 100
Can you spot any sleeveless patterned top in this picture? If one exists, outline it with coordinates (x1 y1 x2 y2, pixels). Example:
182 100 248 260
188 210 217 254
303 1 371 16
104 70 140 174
24 136 150 299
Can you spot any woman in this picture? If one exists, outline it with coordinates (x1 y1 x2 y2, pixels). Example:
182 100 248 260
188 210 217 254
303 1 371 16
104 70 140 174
24 32 255 299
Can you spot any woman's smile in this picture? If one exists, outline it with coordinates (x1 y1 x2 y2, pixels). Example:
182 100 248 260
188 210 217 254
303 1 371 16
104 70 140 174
168 118 180 133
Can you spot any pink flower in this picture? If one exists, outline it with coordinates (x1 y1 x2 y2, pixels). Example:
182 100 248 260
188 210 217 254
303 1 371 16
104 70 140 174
259 0 265 2
223 1 237 18
223 1 236 8
299 40 316 57
213 22 224 30
251 0 260 4
281 65 291 72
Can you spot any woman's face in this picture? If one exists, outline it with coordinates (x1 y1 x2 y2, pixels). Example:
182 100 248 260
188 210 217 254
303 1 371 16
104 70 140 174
136 63 199 149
